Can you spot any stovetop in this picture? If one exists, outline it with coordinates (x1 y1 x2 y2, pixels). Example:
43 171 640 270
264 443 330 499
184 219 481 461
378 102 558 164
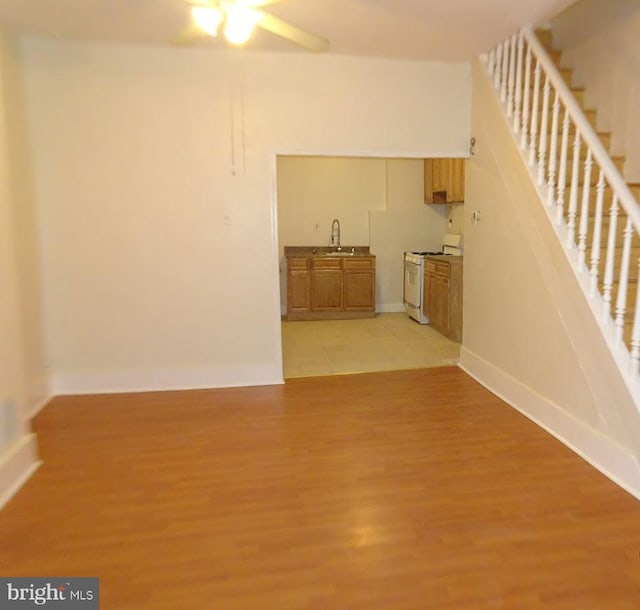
411 251 449 256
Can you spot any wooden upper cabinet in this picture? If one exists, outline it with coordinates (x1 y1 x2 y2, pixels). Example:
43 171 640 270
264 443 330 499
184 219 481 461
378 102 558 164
424 158 465 204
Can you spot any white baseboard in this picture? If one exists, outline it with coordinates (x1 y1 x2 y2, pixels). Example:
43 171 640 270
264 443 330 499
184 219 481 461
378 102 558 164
282 303 406 315
459 347 640 500
0 434 41 511
26 395 52 420
376 303 406 313
50 363 284 395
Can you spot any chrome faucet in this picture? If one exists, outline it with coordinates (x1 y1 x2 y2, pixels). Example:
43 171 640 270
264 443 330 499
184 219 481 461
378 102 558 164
331 219 341 251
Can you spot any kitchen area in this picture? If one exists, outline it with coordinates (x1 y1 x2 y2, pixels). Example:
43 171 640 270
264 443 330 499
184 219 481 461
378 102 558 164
277 155 465 378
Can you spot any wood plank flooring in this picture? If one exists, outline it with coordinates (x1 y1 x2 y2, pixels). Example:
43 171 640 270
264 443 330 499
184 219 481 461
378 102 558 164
1 367 639 609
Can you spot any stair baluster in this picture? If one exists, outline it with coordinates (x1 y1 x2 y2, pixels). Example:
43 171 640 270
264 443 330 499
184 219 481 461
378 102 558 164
578 150 593 271
521 44 532 151
602 196 620 323
631 265 640 376
589 170 606 297
487 49 496 80
567 132 581 249
513 32 524 134
500 41 509 103
615 219 633 346
507 34 517 119
538 75 551 186
547 91 560 206
556 108 570 225
529 60 541 167
494 44 503 90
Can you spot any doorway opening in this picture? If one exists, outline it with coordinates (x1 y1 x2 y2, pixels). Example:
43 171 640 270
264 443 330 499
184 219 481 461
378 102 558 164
275 154 464 379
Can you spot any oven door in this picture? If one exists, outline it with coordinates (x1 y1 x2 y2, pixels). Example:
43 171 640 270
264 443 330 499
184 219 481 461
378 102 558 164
403 259 422 309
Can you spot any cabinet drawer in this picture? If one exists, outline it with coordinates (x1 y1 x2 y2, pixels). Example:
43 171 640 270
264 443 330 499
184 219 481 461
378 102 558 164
425 260 450 278
312 258 342 270
343 257 374 270
288 257 310 270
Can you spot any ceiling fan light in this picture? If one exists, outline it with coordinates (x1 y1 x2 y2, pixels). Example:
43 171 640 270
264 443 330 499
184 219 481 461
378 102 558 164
191 6 223 37
224 5 261 46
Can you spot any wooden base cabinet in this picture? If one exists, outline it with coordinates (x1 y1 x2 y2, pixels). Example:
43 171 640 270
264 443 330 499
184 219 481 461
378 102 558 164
287 255 375 320
422 257 463 341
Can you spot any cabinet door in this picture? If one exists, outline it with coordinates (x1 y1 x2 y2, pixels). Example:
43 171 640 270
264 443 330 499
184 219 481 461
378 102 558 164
311 270 343 310
424 159 434 204
344 271 374 310
344 258 375 311
430 275 450 331
288 270 310 311
287 258 310 313
448 158 465 203
431 158 449 203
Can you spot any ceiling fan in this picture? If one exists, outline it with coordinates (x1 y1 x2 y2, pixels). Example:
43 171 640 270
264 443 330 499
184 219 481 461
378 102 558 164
182 0 329 51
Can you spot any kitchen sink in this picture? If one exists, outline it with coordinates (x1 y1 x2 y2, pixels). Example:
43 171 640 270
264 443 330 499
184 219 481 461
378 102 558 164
319 251 360 257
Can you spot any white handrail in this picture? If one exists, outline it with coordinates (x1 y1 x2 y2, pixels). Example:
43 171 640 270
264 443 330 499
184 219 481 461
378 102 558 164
522 27 640 235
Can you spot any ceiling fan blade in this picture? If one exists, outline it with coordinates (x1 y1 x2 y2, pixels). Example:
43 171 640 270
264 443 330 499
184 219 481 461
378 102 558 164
257 11 329 52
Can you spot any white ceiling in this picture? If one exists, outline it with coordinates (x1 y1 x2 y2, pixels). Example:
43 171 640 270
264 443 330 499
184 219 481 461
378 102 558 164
0 0 577 60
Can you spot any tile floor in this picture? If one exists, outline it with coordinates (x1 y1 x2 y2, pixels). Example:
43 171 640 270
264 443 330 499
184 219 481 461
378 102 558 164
281 312 461 378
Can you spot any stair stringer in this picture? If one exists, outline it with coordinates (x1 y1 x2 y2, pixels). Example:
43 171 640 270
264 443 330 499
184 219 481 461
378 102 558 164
460 60 640 498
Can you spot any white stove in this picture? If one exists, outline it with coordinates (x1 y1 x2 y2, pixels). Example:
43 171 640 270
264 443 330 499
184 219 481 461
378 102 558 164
403 234 463 324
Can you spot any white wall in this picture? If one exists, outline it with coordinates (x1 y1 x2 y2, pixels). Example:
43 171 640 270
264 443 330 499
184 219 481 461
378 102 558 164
277 156 447 312
277 156 386 252
21 37 471 392
551 0 640 181
0 26 42 508
461 61 640 497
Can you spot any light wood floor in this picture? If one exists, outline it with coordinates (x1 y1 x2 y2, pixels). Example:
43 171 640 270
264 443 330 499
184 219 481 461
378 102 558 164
1 367 639 609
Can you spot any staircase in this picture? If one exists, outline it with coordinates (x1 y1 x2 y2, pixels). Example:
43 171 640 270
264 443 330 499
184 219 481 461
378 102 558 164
483 27 640 403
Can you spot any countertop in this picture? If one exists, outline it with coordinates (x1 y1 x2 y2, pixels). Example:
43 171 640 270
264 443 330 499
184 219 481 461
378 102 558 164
285 246 373 257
